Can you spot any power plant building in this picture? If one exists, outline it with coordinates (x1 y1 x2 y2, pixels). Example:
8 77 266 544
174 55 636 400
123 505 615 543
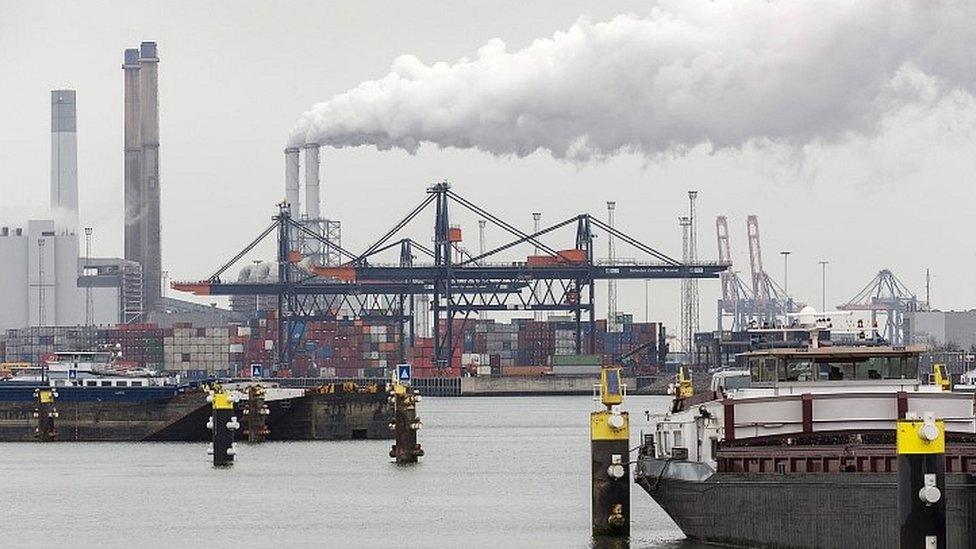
910 310 976 350
0 88 145 330
0 221 139 330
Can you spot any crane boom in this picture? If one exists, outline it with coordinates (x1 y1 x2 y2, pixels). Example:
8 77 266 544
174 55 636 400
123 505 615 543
746 215 767 303
716 216 733 304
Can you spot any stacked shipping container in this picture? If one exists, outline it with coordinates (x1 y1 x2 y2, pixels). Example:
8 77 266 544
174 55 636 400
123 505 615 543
0 311 666 378
162 323 231 375
111 324 163 368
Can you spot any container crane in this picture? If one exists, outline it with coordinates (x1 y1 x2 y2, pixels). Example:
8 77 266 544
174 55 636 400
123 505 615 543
837 269 919 345
173 183 730 372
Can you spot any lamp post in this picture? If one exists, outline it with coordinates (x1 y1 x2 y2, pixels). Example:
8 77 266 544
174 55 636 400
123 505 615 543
84 227 93 326
819 260 829 312
780 250 792 313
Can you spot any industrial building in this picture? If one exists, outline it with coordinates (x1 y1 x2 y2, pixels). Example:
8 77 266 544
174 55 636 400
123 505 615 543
910 309 976 350
0 91 142 330
0 220 117 328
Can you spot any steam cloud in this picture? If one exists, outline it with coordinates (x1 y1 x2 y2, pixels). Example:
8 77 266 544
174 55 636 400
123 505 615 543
289 1 975 162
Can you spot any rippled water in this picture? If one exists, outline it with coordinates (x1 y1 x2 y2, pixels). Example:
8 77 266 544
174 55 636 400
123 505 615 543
0 395 713 548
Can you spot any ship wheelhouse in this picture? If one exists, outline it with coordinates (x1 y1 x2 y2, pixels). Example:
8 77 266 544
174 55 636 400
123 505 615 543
745 346 920 385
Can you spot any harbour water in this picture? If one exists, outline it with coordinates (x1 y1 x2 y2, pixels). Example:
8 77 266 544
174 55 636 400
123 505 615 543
1 395 705 548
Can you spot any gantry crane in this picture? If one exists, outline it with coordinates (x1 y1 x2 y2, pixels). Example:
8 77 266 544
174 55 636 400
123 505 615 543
715 216 755 331
174 182 729 371
746 215 796 325
837 269 919 345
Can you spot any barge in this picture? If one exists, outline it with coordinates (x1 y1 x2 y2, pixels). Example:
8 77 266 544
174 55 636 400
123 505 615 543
635 337 976 548
0 352 391 442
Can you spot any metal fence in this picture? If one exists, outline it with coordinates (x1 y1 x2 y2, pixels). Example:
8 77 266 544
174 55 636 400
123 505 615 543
278 376 462 397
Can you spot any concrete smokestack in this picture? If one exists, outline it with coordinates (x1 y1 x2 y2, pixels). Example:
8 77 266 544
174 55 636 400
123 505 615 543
50 90 78 235
303 143 320 220
122 48 142 267
139 41 161 311
284 147 300 216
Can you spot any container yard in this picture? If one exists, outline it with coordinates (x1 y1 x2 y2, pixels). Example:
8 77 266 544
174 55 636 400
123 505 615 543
0 315 665 383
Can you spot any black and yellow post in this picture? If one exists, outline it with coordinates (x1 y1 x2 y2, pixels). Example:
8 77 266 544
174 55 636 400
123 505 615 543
591 366 629 539
388 375 424 463
207 390 239 466
897 412 946 549
242 384 270 443
33 388 58 441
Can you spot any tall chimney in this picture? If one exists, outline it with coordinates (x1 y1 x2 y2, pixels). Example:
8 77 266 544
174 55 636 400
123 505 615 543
50 90 78 235
284 147 301 216
122 49 142 266
303 143 320 220
139 41 161 312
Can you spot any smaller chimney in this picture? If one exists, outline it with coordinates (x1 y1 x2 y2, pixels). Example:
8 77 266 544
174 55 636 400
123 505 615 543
284 147 301 216
303 143 320 220
51 89 79 235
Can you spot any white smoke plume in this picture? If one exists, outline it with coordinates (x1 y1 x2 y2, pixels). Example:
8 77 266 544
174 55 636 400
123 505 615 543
289 1 975 162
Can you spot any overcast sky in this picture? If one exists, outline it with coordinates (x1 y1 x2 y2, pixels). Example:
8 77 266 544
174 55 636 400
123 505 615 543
1 1 974 335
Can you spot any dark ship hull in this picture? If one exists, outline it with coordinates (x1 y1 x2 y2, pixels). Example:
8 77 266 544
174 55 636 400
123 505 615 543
635 456 976 549
0 385 391 442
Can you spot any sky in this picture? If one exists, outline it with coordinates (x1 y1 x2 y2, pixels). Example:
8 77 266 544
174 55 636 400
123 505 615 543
1 1 974 336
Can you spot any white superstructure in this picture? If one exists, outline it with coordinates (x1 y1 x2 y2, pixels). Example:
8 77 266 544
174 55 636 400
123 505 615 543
652 345 976 469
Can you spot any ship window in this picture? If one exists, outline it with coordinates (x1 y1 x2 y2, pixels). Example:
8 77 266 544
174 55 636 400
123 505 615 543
101 380 113 387
117 380 128 387
818 361 855 380
131 381 143 387
710 438 718 459
673 430 684 448
749 358 762 381
904 356 919 379
764 358 779 382
784 360 814 382
85 380 97 387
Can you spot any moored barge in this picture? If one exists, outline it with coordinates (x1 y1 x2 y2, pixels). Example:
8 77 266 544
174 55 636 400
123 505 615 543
0 351 392 442
635 343 976 548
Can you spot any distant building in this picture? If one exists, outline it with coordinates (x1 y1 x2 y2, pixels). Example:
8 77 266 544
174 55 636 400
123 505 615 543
229 261 278 316
909 310 976 350
0 88 146 330
0 220 141 330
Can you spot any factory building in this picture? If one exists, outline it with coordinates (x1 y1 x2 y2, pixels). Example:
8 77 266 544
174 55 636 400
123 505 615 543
230 262 278 315
0 89 144 330
0 222 137 330
910 309 976 350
